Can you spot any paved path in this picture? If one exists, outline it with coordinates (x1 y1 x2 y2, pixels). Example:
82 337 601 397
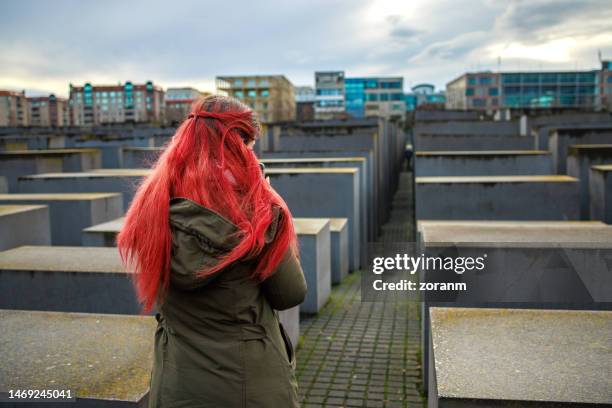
296 171 423 407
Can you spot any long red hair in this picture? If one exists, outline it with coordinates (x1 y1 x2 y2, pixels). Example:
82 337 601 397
117 95 298 313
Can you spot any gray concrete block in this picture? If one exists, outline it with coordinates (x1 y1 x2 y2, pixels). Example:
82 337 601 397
329 218 349 284
550 128 612 173
415 134 534 151
415 150 553 176
0 193 123 246
428 307 612 407
414 120 519 136
262 157 371 253
418 220 612 395
17 169 149 207
262 150 379 240
416 175 580 220
293 218 331 314
268 168 361 270
0 205 51 250
82 217 125 246
0 308 154 407
0 246 141 314
0 176 7 193
567 145 612 219
121 147 162 168
0 148 102 192
590 164 612 224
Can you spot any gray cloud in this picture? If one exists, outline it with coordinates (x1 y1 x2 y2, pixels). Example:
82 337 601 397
0 0 611 95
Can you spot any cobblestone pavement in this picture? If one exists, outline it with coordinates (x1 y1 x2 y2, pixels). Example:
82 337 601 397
295 171 424 407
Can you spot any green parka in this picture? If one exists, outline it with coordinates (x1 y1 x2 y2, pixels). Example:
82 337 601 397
148 197 307 408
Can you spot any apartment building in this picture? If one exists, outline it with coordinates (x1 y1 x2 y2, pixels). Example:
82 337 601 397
0 90 29 126
27 94 69 126
314 71 345 120
69 81 165 125
165 87 209 124
215 75 295 123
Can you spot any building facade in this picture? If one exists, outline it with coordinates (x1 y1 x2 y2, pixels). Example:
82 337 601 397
216 75 295 123
345 77 405 120
599 61 612 111
446 65 612 111
405 84 446 111
165 87 208 124
69 81 165 125
27 94 69 127
0 90 29 126
314 71 345 120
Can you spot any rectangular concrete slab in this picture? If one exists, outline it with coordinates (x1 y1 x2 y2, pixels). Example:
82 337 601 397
550 127 612 173
329 217 349 284
590 164 612 224
293 218 332 314
0 245 141 314
0 148 102 192
567 144 612 219
414 134 533 151
415 150 553 176
0 193 123 245
416 175 580 220
262 157 371 244
121 146 163 168
0 205 51 250
268 168 361 270
0 309 155 407
418 220 612 394
17 170 149 207
428 307 612 407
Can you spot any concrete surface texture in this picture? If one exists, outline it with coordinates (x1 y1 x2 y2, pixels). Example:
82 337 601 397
269 168 361 271
0 309 155 406
567 144 612 219
549 128 612 173
328 217 349 284
590 164 612 224
0 205 51 250
0 193 124 245
0 245 143 314
415 150 553 176
18 171 149 206
293 217 332 314
415 134 534 151
416 175 580 220
429 307 612 406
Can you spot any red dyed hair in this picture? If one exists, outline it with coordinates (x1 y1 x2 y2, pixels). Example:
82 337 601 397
117 95 298 313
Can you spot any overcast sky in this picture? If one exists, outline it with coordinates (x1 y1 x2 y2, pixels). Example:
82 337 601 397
2 0 612 97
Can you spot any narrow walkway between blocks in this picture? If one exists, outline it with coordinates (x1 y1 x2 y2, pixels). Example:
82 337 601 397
296 170 423 408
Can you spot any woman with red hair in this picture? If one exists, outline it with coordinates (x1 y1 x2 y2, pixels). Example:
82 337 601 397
117 95 306 407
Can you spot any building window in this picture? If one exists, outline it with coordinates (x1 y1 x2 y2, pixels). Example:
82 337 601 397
478 77 492 85
467 77 477 86
260 89 269 97
502 74 520 84
366 93 379 101
488 87 498 96
381 81 401 89
465 88 474 96
316 89 342 96
247 80 256 87
259 79 269 86
247 90 257 98
234 80 243 86
234 91 244 99
471 98 486 107
365 79 378 89
390 93 403 101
